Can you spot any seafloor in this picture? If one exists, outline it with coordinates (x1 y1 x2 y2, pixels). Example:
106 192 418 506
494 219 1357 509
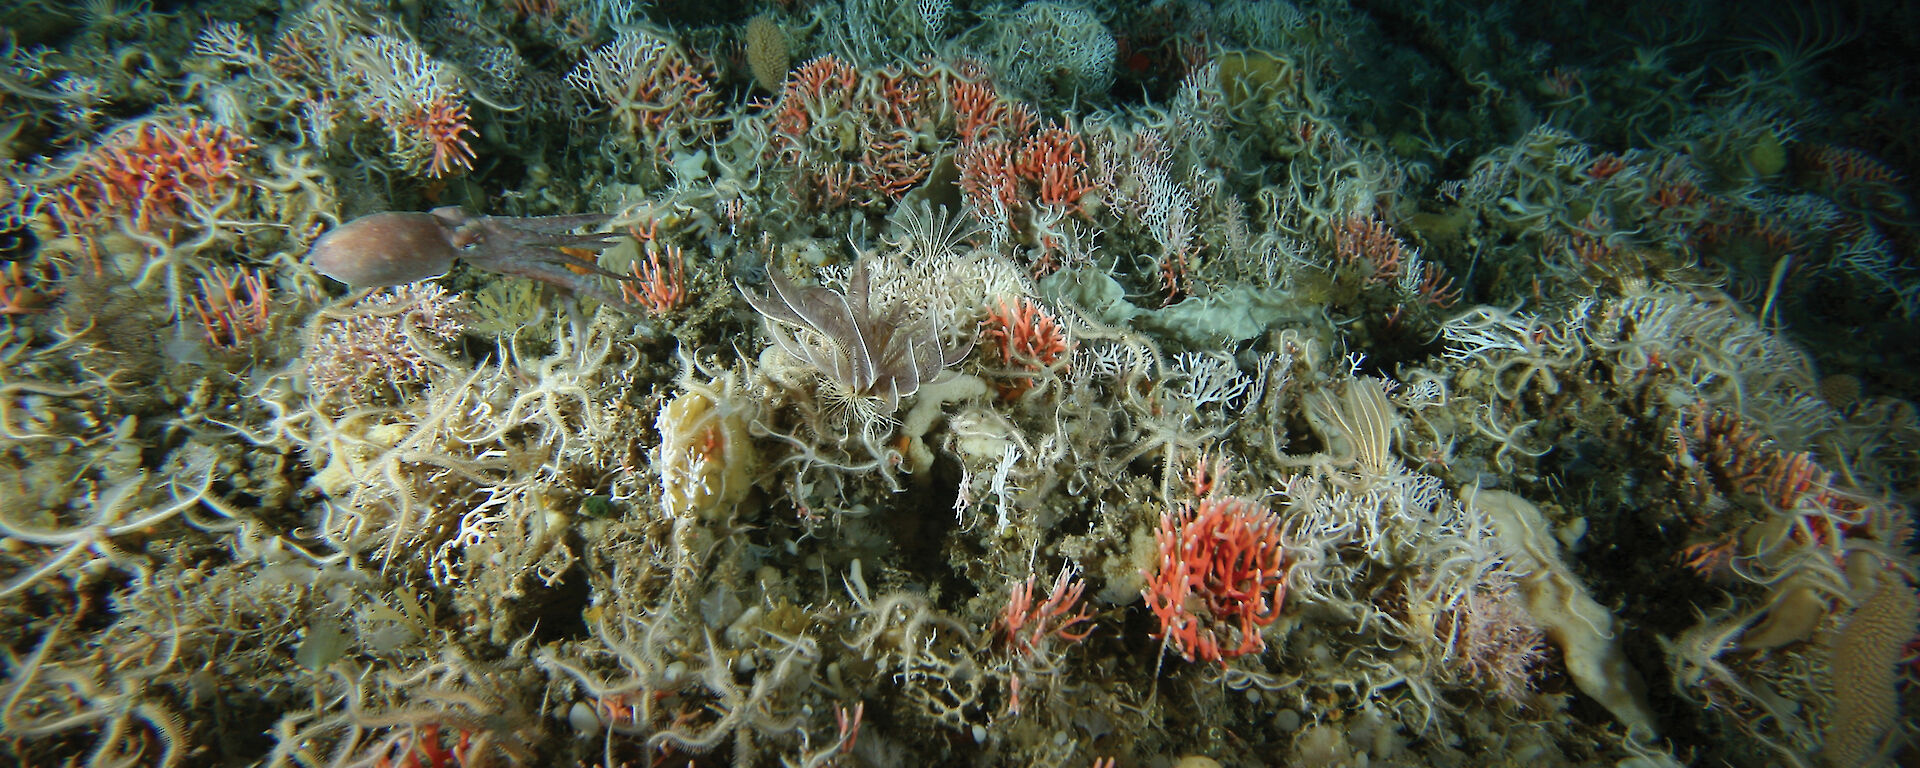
0 1 1916 766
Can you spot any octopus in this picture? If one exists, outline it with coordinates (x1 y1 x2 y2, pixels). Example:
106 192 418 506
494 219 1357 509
306 207 641 310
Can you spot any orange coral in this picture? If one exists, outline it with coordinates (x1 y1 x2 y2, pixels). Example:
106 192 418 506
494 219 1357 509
409 96 477 178
188 266 272 350
49 117 256 238
982 296 1070 369
1016 126 1093 212
620 242 687 316
1143 494 1289 663
0 262 61 315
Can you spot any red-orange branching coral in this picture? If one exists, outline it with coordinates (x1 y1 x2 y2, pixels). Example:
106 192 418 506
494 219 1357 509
370 723 496 768
0 262 62 316
944 61 1036 144
1675 538 1738 581
950 78 1006 145
1797 145 1904 193
1666 402 1870 569
791 55 859 100
957 139 1023 214
871 69 929 131
1796 144 1912 226
49 117 256 239
769 55 858 139
1016 126 1094 213
409 96 477 178
982 296 1070 369
1143 495 1289 663
189 265 272 350
1331 214 1407 286
998 565 1096 718
620 242 687 316
1675 403 1861 517
760 56 943 209
1408 261 1461 309
1585 152 1628 181
955 108 1094 242
860 128 931 199
1000 566 1094 656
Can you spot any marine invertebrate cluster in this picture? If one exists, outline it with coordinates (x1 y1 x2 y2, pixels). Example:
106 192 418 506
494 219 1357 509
972 1 1116 105
0 262 59 315
758 54 942 211
3 2 1918 767
343 34 478 178
980 296 1071 399
187 265 272 351
999 565 1095 657
566 31 718 158
618 241 688 316
654 363 757 523
303 283 467 409
48 116 255 232
1144 493 1289 663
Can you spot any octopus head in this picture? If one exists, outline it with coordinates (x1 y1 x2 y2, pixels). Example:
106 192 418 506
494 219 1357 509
307 208 471 289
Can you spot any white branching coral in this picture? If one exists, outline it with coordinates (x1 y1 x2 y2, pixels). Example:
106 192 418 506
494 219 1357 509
984 1 1116 102
304 284 466 410
1171 350 1250 413
346 35 463 121
565 32 717 154
341 34 477 177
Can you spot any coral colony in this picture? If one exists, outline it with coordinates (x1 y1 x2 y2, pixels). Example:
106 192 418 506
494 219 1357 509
2 1 1919 767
